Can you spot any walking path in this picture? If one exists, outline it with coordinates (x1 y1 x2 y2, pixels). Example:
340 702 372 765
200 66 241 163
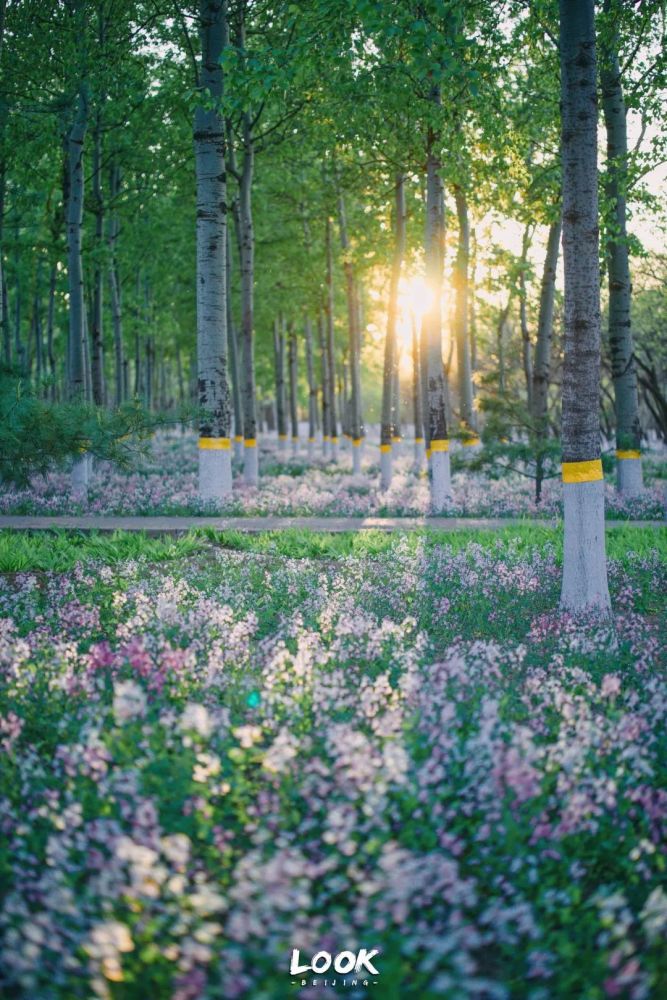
0 515 663 534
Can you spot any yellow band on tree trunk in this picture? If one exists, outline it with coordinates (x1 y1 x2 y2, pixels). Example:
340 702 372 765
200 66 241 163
430 439 449 452
278 434 288 441
199 437 231 450
380 444 391 453
462 437 481 447
244 438 257 447
415 437 424 443
234 435 243 443
616 450 641 460
562 459 603 483
426 449 432 459
353 438 362 446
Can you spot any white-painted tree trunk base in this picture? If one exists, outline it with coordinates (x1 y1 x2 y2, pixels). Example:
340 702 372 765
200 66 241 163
617 457 643 496
331 440 339 462
278 439 287 459
352 444 362 474
413 440 425 471
244 445 259 486
71 456 89 500
323 440 330 461
233 439 244 463
430 451 451 512
86 454 94 477
198 449 232 502
307 440 315 462
291 438 299 457
392 440 401 459
560 479 611 614
380 449 392 490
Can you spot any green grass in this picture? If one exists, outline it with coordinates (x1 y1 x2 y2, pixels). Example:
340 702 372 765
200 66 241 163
0 523 665 573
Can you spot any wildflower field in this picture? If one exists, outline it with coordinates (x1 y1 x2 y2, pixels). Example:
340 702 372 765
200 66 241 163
0 432 665 520
1 526 666 999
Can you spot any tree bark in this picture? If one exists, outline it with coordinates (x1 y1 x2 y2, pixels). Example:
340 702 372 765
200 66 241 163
318 309 331 457
325 217 338 460
380 174 405 489
559 0 610 613
601 0 643 495
532 215 562 503
424 108 450 509
90 109 105 405
304 315 317 460
518 225 533 415
453 186 475 438
194 0 232 500
288 321 299 455
336 187 363 470
226 221 243 460
273 317 287 455
108 159 124 407
412 314 425 469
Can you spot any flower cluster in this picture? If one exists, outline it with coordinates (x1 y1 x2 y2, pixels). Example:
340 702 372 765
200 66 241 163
0 533 665 998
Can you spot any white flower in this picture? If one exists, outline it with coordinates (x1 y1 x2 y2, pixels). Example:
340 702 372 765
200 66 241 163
112 680 146 725
193 752 221 783
640 886 667 942
180 702 212 739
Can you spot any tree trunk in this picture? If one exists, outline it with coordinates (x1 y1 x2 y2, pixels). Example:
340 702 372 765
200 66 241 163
288 321 299 455
601 0 643 495
336 188 363 471
194 0 232 500
453 186 476 442
108 159 124 407
226 222 243 461
319 310 331 458
519 225 533 415
66 76 90 496
90 112 105 405
273 317 287 456
325 217 338 460
380 174 405 488
238 114 258 484
304 315 317 460
424 114 450 509
0 165 8 367
412 314 425 470
532 215 562 503
46 263 56 398
559 0 610 613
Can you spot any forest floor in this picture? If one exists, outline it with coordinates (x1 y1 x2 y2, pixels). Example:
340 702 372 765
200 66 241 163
0 526 666 998
1 429 665 520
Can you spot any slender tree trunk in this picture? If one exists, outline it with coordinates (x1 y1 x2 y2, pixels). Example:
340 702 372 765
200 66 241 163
226 222 243 461
66 76 90 496
424 114 450 509
238 114 258 484
319 309 330 458
453 186 476 442
46 263 56 398
559 0 611 612
412 314 425 470
601 0 643 495
336 188 363 470
532 215 562 503
380 174 405 488
194 0 232 499
90 111 105 405
108 159 124 407
304 315 317 460
273 317 287 456
518 224 534 416
325 217 338 460
288 321 299 455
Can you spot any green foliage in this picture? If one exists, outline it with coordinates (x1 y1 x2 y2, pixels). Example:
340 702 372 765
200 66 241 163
0 366 158 486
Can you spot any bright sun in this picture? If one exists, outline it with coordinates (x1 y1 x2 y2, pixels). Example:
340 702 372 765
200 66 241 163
395 276 433 361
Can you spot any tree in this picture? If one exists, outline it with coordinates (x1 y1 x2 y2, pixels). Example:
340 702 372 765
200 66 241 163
600 0 643 496
194 0 232 501
558 0 611 613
